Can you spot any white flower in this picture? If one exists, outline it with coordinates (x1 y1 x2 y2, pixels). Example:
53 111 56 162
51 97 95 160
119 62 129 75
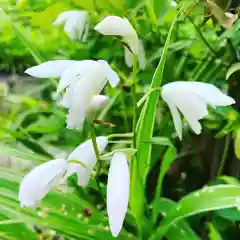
19 137 108 208
53 10 89 42
86 95 109 121
19 159 68 208
25 60 119 129
67 136 108 187
161 81 235 139
124 39 146 70
94 16 138 54
107 152 130 237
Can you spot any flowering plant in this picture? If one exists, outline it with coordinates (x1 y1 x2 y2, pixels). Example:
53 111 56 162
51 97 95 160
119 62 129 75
1 1 240 240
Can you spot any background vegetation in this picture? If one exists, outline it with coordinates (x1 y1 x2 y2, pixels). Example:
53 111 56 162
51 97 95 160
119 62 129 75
1 0 240 239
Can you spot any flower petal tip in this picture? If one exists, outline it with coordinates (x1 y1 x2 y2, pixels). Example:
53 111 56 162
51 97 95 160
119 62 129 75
110 225 121 237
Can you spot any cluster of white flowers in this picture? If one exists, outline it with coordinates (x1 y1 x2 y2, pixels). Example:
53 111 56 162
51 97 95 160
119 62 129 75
21 11 235 238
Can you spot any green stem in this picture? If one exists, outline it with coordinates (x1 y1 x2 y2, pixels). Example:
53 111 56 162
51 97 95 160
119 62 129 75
132 54 138 148
218 134 231 176
121 85 130 132
107 132 133 139
90 124 100 161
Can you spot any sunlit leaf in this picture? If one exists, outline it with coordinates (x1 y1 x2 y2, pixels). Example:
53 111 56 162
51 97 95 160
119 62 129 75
150 185 240 239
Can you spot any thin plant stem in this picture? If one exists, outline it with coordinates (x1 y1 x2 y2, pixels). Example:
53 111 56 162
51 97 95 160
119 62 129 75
90 123 100 161
107 132 133 139
137 87 162 108
218 134 231 176
89 122 105 204
120 83 130 132
131 53 138 148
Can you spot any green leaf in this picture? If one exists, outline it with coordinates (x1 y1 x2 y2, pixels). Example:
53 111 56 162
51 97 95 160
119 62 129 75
150 185 240 240
0 168 133 240
226 62 240 80
152 147 177 222
0 144 50 163
26 115 64 133
153 198 200 240
146 0 168 21
219 176 240 186
130 10 180 229
216 207 240 221
125 0 141 8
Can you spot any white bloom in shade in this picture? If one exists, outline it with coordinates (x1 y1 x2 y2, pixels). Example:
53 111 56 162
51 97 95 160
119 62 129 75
25 60 119 129
107 152 130 237
161 81 235 139
124 39 146 70
94 16 138 54
19 159 68 208
67 136 108 187
53 10 89 42
86 95 109 121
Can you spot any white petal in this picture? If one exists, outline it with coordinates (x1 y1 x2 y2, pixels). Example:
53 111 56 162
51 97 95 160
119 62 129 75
86 95 109 123
56 60 104 95
137 40 146 70
95 16 135 37
63 14 79 41
162 82 208 136
124 46 133 68
82 15 89 42
54 11 89 42
124 40 146 70
162 86 183 139
66 78 93 129
62 62 107 129
174 92 208 121
87 95 109 112
107 152 129 237
53 11 72 26
186 81 235 106
186 117 202 135
94 16 138 54
67 137 108 187
19 159 67 208
98 60 120 87
58 85 74 108
166 100 183 140
123 34 139 55
25 60 76 78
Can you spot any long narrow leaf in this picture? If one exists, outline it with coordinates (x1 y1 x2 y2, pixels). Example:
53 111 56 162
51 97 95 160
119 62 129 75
130 10 180 229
